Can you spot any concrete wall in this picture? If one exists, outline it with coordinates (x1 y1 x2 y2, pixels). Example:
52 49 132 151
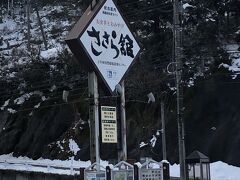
0 170 80 180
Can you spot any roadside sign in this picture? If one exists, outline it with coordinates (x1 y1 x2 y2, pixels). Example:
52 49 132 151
85 172 105 180
101 106 117 143
66 0 141 94
112 170 133 180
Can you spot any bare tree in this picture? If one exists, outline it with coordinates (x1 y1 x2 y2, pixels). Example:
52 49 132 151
35 5 48 50
11 0 13 17
7 0 10 15
26 0 31 51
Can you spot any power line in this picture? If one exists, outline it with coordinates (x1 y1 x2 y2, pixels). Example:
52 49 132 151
0 68 238 100
2 76 239 114
4 93 121 113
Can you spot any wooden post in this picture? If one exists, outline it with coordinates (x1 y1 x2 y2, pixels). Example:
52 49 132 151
173 0 186 179
161 161 170 180
118 81 127 161
106 166 111 180
88 72 100 171
161 102 167 160
134 164 139 180
79 168 85 180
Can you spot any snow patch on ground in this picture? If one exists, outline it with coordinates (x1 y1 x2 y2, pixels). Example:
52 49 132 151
0 154 108 175
14 93 33 105
7 108 16 114
0 18 17 31
0 99 10 110
13 91 44 105
171 161 240 180
69 139 80 155
220 44 240 79
40 47 61 59
210 161 240 180
187 77 194 87
182 3 194 9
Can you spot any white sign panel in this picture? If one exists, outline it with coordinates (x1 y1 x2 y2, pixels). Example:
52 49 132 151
101 106 117 143
85 172 105 180
80 0 140 92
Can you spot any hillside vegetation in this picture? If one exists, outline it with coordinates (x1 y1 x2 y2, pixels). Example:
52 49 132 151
0 0 240 166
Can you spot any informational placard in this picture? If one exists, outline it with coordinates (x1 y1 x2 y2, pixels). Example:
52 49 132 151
85 172 105 180
101 106 117 143
141 169 161 180
80 0 140 93
112 170 133 180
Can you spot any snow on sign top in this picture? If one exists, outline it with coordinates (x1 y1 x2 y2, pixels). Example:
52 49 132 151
66 0 141 94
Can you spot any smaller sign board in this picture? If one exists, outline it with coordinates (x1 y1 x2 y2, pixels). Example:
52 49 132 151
85 172 105 180
101 106 117 143
141 169 161 180
113 170 133 180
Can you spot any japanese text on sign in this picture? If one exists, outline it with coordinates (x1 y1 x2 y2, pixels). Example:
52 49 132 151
101 106 117 143
79 0 141 92
87 26 134 59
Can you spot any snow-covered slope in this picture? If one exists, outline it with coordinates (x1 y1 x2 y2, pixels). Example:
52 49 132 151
0 3 85 114
0 5 74 78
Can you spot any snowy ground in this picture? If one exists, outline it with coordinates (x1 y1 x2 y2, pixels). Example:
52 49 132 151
0 154 107 175
171 161 240 180
0 154 239 179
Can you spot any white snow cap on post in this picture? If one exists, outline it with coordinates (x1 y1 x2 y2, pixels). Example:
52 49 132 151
108 164 114 169
134 162 142 168
115 84 123 95
161 160 170 164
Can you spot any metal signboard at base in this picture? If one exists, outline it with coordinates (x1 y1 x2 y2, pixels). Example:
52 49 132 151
86 172 105 180
141 169 161 180
112 170 133 180
101 106 117 143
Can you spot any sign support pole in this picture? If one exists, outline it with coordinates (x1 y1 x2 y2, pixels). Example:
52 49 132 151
118 81 127 161
88 72 100 171
173 0 186 179
161 101 167 160
66 0 141 165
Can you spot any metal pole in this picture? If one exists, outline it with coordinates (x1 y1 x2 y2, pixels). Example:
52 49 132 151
118 81 127 161
161 101 167 160
88 72 100 171
173 0 186 179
